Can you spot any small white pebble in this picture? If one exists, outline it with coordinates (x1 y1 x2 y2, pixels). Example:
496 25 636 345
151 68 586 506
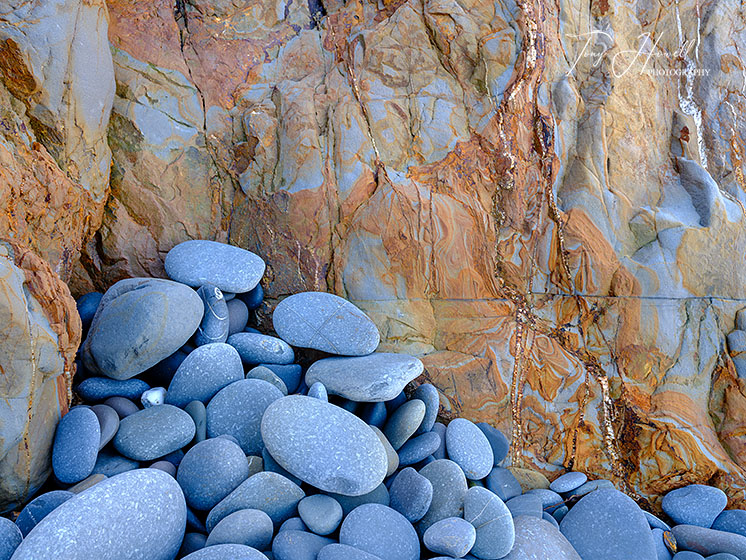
141 387 167 408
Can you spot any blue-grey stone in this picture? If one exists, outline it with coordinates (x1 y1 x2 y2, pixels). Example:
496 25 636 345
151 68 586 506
424 517 476 558
502 516 581 560
307 381 328 401
507 494 543 519
207 379 283 454
571 478 615 498
318 544 384 560
113 404 195 461
327 483 391 516
418 459 468 534
646 511 673 532
386 391 408 412
273 291 380 356
706 554 740 560
52 406 100 484
15 490 74 537
432 422 447 459
160 449 185 467
177 438 250 511
485 467 522 502
384 399 426 450
179 533 207 558
149 461 177 477
361 401 387 428
76 292 102 332
652 528 673 560
543 511 560 529
11 470 186 560
390 467 433 523
550 472 588 494
91 404 119 450
463 486 515 560
713 510 746 538
92 448 139 477
77 377 150 401
185 400 207 444
559 488 656 560
195 284 229 346
526 488 565 515
413 384 439 435
272 530 335 560
261 364 302 394
280 517 308 532
306 353 423 402
446 418 493 480
673 553 706 559
553 504 569 523
476 423 510 465
662 485 728 528
0 516 21 560
247 366 288 395
340 504 420 560
206 472 305 531
228 332 294 365
262 448 303 486
227 298 249 336
398 431 441 467
261 395 388 496
165 240 265 294
298 495 343 536
83 278 203 380
142 350 189 388
182 544 267 559
103 396 139 419
239 283 264 310
166 343 244 407
206 508 273 549
672 525 746 558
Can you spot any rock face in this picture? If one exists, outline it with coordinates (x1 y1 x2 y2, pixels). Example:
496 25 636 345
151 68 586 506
0 241 80 512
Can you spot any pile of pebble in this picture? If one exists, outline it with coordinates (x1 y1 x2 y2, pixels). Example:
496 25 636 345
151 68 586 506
2 239 746 560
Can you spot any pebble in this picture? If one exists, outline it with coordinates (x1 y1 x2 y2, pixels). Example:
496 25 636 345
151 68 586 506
88 404 120 447
413 384 440 434
559 488 657 560
177 437 251 510
361 401 387 428
262 364 302 394
206 379 283 454
652 527 673 560
0 517 21 560
509 467 550 491
140 387 166 408
142 350 189 387
103 396 140 418
164 239 266 293
673 552 705 559
185 400 207 444
550 472 588 494
502 515 581 560
206 508 274 549
506 494 543 519
227 332 294 365
307 381 328 400
318 543 384 560
227 298 249 335
149 461 176 477
261 395 388 496
662 484 728 528
398 431 442 466
387 391 408 412
166 343 245 407
206 472 305 531
113 404 195 461
485 467 522 501
446 418 493 480
14 490 74 536
476 422 510 465
298 495 343 535
340 504 420 560
92 449 139 476
543 511 561 529
11 469 186 560
52 406 100 484
384 399 426 450
645 510 673 531
76 377 150 401
76 292 103 332
239 283 264 309
423 517 476 557
83 278 203 380
273 291 380 355
263 447 303 486
390 467 434 523
463 486 515 559
527 488 565 514
195 284 229 345
671 524 746 558
713 510 746 538
272 530 335 560
370 425 400 477
306 353 423 402
571 478 615 498
432 422 447 459
418 459 468 534
327 483 391 516
280 517 308 532
181 544 267 559
247 365 288 395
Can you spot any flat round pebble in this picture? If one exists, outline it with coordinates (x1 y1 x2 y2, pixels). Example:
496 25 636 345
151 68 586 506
261 395 388 496
227 332 294 365
103 396 140 418
246 365 288 395
673 552 706 559
166 343 245 407
182 544 267 560
384 399 426 450
177 438 250 510
164 240 266 293
273 291 380 356
550 471 588 494
52 406 100 484
11 469 186 560
206 508 274 549
113 404 195 461
424 517 476 558
390 467 434 523
0 516 21 560
272 530 335 560
207 379 284 454
464 486 515 559
227 298 250 335
318 543 384 560
713 509 746 538
398 431 441 466
662 485 728 528
502 515 581 560
559 488 656 560
671 525 746 558
340 504 420 560
645 510 673 531
77 377 150 401
195 284 229 346
486 467 522 502
15 490 74 536
446 418 493 480
418 459 468 534
306 353 423 402
527 488 565 514
413 384 440 434
298 495 343 535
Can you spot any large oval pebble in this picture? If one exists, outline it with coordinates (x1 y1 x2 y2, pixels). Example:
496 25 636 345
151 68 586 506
305 353 423 402
114 404 195 461
261 395 388 496
340 503 420 560
662 484 728 528
464 486 515 559
273 291 380 355
165 240 265 294
418 459 468 534
182 544 266 559
166 343 244 407
11 469 186 560
446 418 493 480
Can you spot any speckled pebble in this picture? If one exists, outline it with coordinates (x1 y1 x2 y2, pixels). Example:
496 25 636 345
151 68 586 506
476 423 510 465
166 343 244 407
181 543 267 559
77 377 150 401
247 365 288 395
423 517 476 558
340 504 420 560
195 284 229 346
662 485 728 528
485 467 522 502
14 490 74 537
418 459 468 534
298 495 343 535
113 404 195 461
52 407 100 484
463 486 515 560
398 431 441 467
384 399 426 451
318 544 384 560
445 418 493 480
390 467 434 523
272 530 335 560
206 508 274 549
228 332 294 365
550 472 588 494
